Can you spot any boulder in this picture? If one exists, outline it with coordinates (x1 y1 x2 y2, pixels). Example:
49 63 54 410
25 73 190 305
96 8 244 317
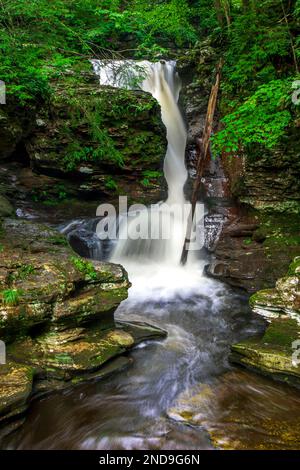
0 220 130 337
25 68 167 204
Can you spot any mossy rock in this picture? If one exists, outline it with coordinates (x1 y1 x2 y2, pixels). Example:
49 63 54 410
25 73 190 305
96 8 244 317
230 319 300 387
0 219 130 337
8 326 134 380
249 256 300 319
0 196 14 218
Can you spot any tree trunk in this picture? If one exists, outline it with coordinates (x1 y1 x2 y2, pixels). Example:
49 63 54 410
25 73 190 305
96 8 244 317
280 0 299 74
214 0 225 26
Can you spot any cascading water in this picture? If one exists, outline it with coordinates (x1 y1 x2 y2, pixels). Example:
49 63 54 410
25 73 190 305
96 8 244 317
92 59 203 296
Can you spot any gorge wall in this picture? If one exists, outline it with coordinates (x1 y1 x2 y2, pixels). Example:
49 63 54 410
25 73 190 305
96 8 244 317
177 42 300 293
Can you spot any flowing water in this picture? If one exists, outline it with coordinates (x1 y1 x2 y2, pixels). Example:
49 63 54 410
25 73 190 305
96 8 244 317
3 61 300 450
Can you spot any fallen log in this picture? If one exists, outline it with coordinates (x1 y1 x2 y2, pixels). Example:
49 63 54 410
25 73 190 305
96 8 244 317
180 60 223 265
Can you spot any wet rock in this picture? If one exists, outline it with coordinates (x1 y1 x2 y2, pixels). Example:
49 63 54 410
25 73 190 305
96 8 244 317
32 356 133 397
167 369 300 449
25 69 167 204
230 318 300 387
249 256 300 319
205 113 300 292
0 218 167 430
117 320 167 343
1 65 167 206
0 361 34 425
230 257 300 386
8 327 134 380
207 213 300 292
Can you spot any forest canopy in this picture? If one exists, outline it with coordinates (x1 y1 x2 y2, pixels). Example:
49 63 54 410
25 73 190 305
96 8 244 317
0 0 299 153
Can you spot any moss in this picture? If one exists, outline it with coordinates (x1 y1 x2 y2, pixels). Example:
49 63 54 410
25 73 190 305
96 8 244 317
53 353 73 365
264 235 300 249
48 235 69 246
1 289 23 306
8 264 35 283
262 319 299 350
49 75 163 174
257 201 300 215
69 256 97 281
288 257 300 276
250 213 300 256
249 288 280 308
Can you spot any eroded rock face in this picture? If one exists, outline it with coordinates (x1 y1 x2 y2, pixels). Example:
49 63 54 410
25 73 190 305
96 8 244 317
207 212 300 292
230 257 300 387
249 256 300 320
235 143 300 215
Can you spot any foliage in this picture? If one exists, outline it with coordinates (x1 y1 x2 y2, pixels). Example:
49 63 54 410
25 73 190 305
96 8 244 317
63 143 124 172
212 79 294 153
70 256 98 281
105 177 119 192
31 184 69 205
1 289 23 306
13 265 35 280
141 170 162 187
1 0 299 159
0 0 197 103
197 0 300 154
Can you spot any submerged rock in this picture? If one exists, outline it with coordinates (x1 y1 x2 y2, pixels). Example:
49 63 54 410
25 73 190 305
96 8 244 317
167 369 300 449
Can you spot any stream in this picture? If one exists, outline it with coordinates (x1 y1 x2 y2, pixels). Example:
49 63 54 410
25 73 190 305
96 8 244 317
3 60 300 450
4 270 300 450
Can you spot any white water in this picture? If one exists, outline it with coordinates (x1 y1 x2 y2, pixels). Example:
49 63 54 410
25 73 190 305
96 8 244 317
91 59 205 297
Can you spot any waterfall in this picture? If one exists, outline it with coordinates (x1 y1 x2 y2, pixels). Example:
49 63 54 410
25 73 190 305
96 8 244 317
92 60 204 297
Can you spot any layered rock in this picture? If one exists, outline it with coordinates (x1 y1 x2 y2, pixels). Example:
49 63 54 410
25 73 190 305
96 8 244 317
0 64 167 207
230 257 300 387
0 219 166 432
206 212 300 292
